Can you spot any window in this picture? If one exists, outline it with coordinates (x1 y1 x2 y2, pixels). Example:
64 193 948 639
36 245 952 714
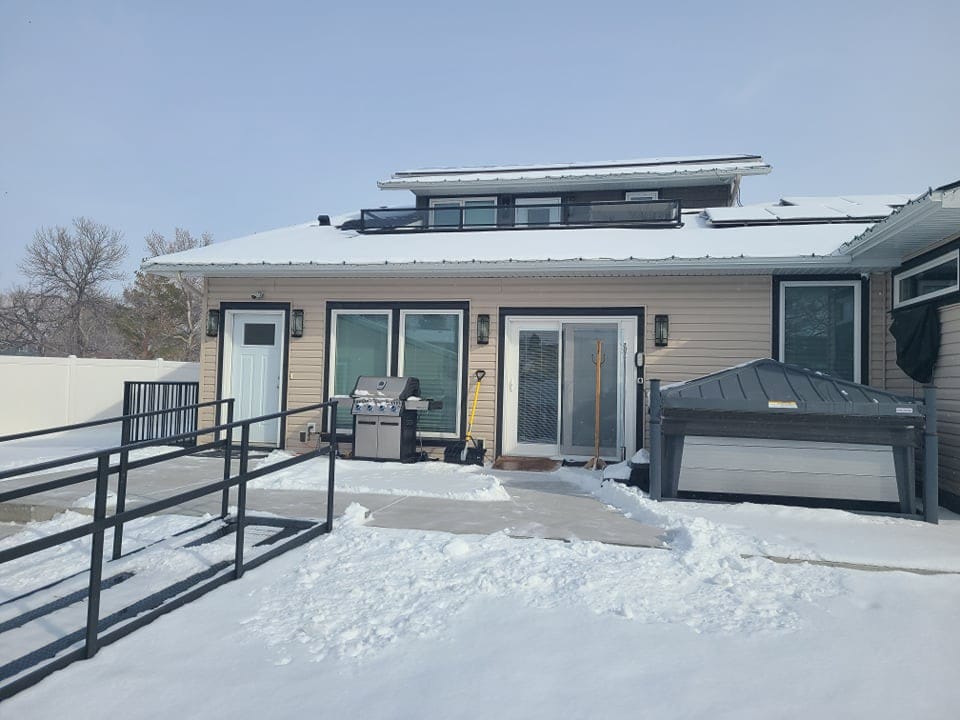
327 305 466 437
625 191 659 201
779 280 861 382
893 249 959 308
329 310 391 430
515 197 561 226
243 323 276 346
399 311 463 435
428 197 497 228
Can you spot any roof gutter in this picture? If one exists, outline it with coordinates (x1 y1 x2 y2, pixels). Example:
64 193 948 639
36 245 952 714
142 252 889 280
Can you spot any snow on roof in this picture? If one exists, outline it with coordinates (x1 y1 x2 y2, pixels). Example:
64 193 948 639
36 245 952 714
392 154 764 177
379 155 772 191
704 194 915 225
142 214 876 278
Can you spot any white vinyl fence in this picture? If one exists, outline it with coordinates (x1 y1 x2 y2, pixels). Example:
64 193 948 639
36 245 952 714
0 356 200 435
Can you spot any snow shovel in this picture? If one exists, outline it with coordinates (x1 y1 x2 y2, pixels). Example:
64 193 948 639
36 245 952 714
445 369 486 465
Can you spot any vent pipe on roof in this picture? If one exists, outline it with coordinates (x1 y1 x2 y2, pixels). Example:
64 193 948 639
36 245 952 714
317 214 331 226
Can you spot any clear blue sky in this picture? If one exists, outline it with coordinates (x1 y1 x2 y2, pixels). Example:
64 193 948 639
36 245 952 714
1 0 957 286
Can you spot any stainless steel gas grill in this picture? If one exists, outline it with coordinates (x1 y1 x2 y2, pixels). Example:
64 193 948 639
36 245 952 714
350 376 441 462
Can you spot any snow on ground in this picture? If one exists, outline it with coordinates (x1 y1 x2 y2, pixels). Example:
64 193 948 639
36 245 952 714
4 448 960 717
557 467 960 572
250 451 511 501
3 500 960 719
0 426 181 481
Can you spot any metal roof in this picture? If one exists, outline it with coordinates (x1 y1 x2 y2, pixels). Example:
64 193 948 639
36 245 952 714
660 359 923 417
838 183 960 264
141 218 879 278
379 155 772 194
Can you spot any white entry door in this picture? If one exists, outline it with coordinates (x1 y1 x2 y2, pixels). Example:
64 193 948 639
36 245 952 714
502 316 638 460
226 311 284 445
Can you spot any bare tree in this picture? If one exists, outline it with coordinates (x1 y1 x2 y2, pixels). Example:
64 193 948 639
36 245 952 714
0 286 66 355
20 218 127 356
117 229 211 361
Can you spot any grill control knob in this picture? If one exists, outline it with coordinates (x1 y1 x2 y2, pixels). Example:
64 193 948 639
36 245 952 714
366 403 374 412
390 404 397 413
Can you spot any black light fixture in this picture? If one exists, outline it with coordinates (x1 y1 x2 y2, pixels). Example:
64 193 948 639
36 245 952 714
206 309 220 337
654 314 669 347
476 314 490 345
291 309 304 338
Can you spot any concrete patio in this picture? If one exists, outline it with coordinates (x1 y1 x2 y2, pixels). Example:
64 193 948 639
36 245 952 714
0 454 665 548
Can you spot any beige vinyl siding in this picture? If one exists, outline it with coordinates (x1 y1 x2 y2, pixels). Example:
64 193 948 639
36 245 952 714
877 271 960 500
935 302 960 499
201 275 773 454
869 273 890 388
879 273 920 397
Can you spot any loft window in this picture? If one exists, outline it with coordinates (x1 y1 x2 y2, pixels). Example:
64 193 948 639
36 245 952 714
428 197 497 228
778 280 861 383
625 190 659 201
893 249 959 308
515 197 561 226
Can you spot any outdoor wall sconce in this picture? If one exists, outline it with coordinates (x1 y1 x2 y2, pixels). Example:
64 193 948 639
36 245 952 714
291 309 305 338
654 314 669 347
206 309 220 337
476 314 490 345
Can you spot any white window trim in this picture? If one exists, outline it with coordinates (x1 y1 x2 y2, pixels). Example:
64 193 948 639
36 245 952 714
893 248 960 309
398 309 464 439
625 190 659 201
328 309 393 431
428 196 498 227
778 280 862 383
514 197 562 227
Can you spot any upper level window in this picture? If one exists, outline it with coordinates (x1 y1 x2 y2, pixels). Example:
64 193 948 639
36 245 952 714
515 197 561 226
625 191 659 201
893 249 959 308
778 280 861 383
429 197 497 228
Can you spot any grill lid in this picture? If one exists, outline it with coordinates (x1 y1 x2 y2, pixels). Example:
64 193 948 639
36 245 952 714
660 359 924 418
350 376 420 400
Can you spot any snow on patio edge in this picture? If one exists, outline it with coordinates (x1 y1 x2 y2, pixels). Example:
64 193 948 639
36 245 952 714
245 500 845 666
250 451 511 502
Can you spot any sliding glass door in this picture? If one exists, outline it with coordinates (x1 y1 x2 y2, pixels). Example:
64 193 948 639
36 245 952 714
503 316 637 460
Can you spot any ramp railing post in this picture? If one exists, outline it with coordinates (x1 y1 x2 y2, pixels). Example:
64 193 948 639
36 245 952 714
86 454 110 658
221 399 234 518
649 379 663 501
923 385 939 524
326 400 338 533
112 415 131 560
234 422 250 579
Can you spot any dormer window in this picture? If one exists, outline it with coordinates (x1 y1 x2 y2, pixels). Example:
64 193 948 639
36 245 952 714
625 190 659 201
515 197 561 227
429 197 497 228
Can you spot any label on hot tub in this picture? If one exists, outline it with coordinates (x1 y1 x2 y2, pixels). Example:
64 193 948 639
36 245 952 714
895 407 915 414
767 400 798 409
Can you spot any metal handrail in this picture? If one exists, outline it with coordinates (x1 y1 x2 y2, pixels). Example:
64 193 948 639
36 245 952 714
0 400 339 700
0 397 231 445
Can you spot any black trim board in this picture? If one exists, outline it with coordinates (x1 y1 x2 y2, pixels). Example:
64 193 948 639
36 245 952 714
322 301 470 445
494 306 645 459
772 275 870 386
215 302 291 449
